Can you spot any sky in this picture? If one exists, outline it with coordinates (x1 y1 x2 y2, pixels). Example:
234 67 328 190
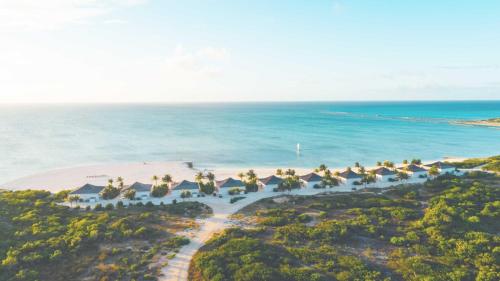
1 0 500 103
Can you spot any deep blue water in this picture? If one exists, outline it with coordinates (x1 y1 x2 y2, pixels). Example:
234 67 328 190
1 101 499 183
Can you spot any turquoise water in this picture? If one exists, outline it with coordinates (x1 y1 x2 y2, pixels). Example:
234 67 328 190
1 101 499 183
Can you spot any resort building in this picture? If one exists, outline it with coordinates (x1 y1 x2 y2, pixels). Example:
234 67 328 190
373 167 396 182
69 183 104 202
170 180 200 198
129 182 152 200
258 175 283 192
216 177 245 194
399 164 428 178
337 169 362 186
424 161 456 174
299 173 323 188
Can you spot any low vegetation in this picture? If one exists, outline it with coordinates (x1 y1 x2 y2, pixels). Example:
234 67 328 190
189 172 499 281
449 155 500 172
0 190 211 281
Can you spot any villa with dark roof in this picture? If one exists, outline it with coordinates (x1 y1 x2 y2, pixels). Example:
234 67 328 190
216 177 245 194
299 173 323 188
372 167 396 182
128 182 152 199
170 180 200 197
70 183 104 202
398 164 428 178
424 161 456 174
337 169 362 185
258 175 283 192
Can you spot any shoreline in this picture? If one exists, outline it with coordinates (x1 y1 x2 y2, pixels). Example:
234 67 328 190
1 156 468 193
452 118 500 128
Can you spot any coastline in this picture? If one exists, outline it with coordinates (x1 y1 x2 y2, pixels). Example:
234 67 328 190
452 118 500 128
1 157 468 192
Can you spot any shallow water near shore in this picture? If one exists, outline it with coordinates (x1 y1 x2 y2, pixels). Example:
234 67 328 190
1 101 499 184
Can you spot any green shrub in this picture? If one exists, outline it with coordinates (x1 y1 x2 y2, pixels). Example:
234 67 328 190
230 196 246 204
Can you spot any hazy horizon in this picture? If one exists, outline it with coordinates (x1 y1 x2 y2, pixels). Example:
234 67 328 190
1 99 500 105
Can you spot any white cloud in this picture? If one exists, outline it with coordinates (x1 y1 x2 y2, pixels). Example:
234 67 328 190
0 0 147 32
166 45 230 78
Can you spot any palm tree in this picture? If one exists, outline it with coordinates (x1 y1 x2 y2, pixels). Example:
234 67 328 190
359 166 366 175
276 169 283 177
237 172 245 181
355 162 360 168
428 166 440 178
363 174 376 188
246 169 257 179
195 172 204 183
107 178 114 187
397 171 409 182
124 188 136 200
117 177 124 190
206 172 215 182
319 164 327 172
411 158 422 165
152 175 159 186
376 161 382 167
285 169 295 176
385 161 394 168
402 159 408 165
162 174 173 185
68 195 80 207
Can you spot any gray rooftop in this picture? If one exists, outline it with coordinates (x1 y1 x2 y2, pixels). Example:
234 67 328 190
129 182 152 192
216 177 244 188
338 170 362 179
399 164 427 173
70 184 104 195
259 175 283 185
299 173 323 182
373 167 396 176
424 161 454 169
171 180 199 190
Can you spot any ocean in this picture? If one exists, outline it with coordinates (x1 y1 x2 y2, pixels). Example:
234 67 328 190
1 101 499 184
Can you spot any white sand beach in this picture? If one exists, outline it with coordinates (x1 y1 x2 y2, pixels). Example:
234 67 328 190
1 157 468 192
0 161 312 192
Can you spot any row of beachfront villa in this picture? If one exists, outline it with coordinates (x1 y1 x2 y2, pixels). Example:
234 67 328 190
68 161 457 205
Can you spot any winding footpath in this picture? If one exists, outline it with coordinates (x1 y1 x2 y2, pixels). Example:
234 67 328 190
159 171 474 281
159 186 367 281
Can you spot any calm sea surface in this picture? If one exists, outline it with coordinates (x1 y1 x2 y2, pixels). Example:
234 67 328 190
1 101 499 183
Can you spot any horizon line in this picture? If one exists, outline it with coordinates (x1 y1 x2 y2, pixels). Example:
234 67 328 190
1 99 499 105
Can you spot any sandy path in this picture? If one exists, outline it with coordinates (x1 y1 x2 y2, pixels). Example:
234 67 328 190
159 192 275 281
158 186 371 281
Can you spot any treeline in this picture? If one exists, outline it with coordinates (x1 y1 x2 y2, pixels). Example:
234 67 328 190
0 190 205 281
189 173 499 281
